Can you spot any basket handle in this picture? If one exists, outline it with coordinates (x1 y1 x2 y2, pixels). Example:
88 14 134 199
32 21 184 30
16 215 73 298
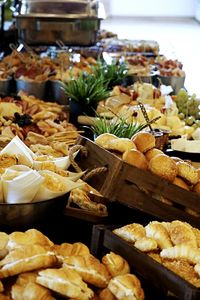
69 145 88 173
83 167 108 182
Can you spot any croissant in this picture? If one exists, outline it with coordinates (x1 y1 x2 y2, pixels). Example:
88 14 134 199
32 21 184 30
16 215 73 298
102 252 130 277
36 268 94 300
52 242 90 264
160 244 200 264
145 221 172 250
0 245 57 278
98 288 117 300
108 274 144 300
7 229 53 251
63 254 111 288
11 272 54 300
134 237 158 252
169 221 197 248
113 224 146 243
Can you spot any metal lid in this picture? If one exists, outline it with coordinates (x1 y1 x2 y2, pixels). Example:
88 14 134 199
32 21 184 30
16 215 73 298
14 0 105 19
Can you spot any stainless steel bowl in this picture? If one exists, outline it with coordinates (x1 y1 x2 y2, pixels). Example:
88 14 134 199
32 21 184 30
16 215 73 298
16 79 47 99
49 80 68 105
0 194 69 229
0 77 12 96
158 75 185 95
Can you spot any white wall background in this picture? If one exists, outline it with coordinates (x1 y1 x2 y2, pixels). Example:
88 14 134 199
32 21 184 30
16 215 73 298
103 0 195 17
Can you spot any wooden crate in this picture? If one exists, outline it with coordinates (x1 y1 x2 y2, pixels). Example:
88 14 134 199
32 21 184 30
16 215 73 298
76 136 200 228
91 225 200 300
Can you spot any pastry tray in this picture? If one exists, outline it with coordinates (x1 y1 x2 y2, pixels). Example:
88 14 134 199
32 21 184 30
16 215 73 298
91 225 200 300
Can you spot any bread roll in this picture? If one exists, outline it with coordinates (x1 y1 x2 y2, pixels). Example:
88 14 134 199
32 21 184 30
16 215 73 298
102 252 130 277
176 161 199 185
63 254 111 288
108 138 136 153
36 268 94 300
108 274 144 300
145 148 163 161
0 245 57 278
122 149 148 170
95 133 118 149
149 154 177 182
132 132 155 153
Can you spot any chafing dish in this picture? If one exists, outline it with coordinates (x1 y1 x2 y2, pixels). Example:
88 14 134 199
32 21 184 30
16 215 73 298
13 0 105 46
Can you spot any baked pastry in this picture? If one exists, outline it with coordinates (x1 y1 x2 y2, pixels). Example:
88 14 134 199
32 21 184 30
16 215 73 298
0 154 18 168
163 259 200 287
122 149 148 170
145 221 173 250
176 161 199 185
148 154 177 182
0 245 57 278
7 229 53 251
98 288 117 300
52 242 90 263
134 237 158 252
11 272 54 300
63 254 111 288
145 148 163 161
69 188 108 216
95 133 119 150
192 227 200 248
108 274 144 300
36 268 94 300
107 138 136 153
102 252 130 277
160 244 200 264
173 177 190 190
0 232 9 259
113 224 146 243
169 220 197 248
132 132 155 153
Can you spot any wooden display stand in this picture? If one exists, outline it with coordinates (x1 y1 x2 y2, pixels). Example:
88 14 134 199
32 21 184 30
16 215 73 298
76 136 200 228
91 225 200 300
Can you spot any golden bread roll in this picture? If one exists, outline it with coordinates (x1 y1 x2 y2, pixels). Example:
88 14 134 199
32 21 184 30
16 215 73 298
149 154 177 182
192 228 200 248
7 229 53 251
11 272 54 300
36 268 94 300
122 149 148 170
0 233 9 259
194 264 200 277
102 252 130 277
63 254 111 288
132 132 155 153
160 244 200 265
193 181 200 195
95 133 118 149
173 177 190 190
176 161 199 185
145 148 163 161
107 138 136 153
134 237 158 252
113 224 146 243
98 288 117 300
108 274 144 300
0 245 57 278
145 221 173 250
169 220 197 248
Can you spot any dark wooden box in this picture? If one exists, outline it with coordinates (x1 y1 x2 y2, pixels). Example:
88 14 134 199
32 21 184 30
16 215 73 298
91 225 200 300
76 136 200 228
